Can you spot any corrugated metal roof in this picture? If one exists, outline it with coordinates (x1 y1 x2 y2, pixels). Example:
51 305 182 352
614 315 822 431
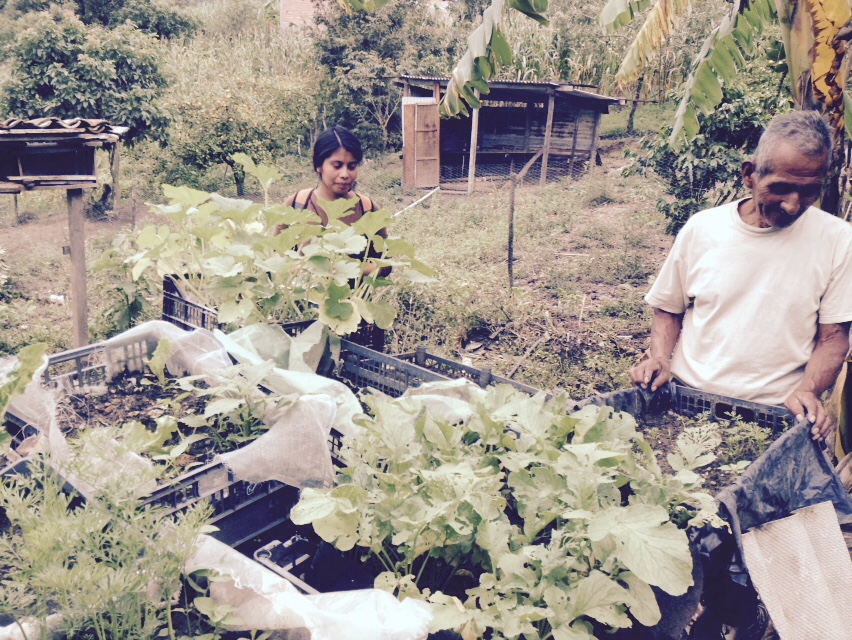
0 117 129 135
397 75 624 104
399 74 597 89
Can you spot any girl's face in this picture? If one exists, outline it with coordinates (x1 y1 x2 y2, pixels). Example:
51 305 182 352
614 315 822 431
317 147 359 197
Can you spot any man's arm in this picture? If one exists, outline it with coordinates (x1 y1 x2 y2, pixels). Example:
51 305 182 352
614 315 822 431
785 321 851 439
629 308 684 392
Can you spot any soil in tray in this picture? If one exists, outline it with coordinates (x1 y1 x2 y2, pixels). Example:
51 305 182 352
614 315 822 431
638 410 785 492
57 370 224 469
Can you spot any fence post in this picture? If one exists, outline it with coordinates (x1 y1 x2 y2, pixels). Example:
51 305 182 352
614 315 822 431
467 89 481 195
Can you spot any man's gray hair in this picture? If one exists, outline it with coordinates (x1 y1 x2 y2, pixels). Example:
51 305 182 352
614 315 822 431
753 111 832 176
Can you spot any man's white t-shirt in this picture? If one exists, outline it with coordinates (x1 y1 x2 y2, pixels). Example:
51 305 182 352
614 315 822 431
645 200 852 405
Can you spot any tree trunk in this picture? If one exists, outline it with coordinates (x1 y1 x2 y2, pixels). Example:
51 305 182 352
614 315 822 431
626 74 644 135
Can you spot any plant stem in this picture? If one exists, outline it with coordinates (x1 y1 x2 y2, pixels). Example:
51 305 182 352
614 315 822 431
378 548 397 575
414 548 434 587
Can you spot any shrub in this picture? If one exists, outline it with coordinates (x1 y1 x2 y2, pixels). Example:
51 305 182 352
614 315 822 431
3 7 168 146
627 40 791 234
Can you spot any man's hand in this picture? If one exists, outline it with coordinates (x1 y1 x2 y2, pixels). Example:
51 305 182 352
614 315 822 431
785 322 850 441
630 356 672 393
785 389 830 440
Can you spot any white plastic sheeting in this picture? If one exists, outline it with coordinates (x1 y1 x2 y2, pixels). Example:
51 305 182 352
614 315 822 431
187 536 432 640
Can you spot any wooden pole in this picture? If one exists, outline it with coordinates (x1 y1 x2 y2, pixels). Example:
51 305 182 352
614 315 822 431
67 189 88 347
589 111 601 171
568 111 581 177
540 91 555 186
111 142 121 214
508 161 515 291
13 194 19 224
467 89 481 195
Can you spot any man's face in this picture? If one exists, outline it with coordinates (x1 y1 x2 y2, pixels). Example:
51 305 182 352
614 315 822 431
742 142 827 228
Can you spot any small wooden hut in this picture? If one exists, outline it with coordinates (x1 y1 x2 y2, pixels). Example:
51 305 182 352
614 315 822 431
0 117 127 347
396 75 625 192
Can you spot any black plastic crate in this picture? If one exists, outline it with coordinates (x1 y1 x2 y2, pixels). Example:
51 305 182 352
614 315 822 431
573 382 795 433
0 411 43 478
162 276 220 332
3 338 344 547
253 531 373 595
162 277 386 351
340 343 543 398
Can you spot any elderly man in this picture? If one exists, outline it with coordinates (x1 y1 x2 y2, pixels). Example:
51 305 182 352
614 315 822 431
630 111 852 439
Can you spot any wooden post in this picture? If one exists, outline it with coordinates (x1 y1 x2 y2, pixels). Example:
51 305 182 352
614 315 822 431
13 194 18 224
539 91 555 186
67 189 88 347
568 111 581 177
111 142 121 213
589 112 601 171
432 82 441 101
467 89 481 195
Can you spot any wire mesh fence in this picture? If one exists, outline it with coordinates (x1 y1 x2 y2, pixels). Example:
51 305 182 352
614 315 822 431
439 152 595 192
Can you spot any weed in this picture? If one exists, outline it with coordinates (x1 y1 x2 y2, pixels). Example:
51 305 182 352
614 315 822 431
718 413 772 464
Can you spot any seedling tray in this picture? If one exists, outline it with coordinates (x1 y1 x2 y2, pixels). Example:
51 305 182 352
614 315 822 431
252 530 374 595
163 277 797 424
3 339 344 548
575 382 795 433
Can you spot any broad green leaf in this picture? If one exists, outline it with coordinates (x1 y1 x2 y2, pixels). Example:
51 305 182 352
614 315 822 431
552 620 596 640
508 0 549 24
317 196 360 222
131 257 152 282
569 570 631 628
291 487 339 524
365 300 396 329
428 593 470 633
209 193 254 212
232 153 283 193
352 210 390 239
163 184 211 209
598 0 650 31
217 299 255 324
319 297 361 335
620 571 662 626
123 419 177 452
668 0 775 143
588 504 693 595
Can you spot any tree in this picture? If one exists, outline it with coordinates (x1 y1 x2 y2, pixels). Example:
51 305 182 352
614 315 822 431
73 0 196 39
631 50 792 233
313 0 460 151
3 6 168 146
598 0 851 211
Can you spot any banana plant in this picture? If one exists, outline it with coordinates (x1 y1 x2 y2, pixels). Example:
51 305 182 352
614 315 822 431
598 0 851 146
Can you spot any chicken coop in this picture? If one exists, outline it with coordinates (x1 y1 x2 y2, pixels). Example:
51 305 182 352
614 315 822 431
397 75 625 193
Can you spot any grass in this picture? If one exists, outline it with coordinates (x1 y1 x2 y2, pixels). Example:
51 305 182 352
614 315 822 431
599 101 679 138
0 106 673 399
390 158 669 397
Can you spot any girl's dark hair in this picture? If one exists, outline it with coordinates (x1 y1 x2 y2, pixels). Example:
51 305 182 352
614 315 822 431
313 126 363 169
